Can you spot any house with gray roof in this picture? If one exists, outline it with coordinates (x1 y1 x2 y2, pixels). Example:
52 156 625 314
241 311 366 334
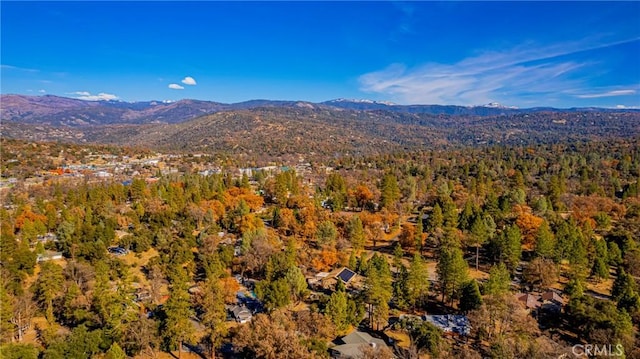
330 330 391 359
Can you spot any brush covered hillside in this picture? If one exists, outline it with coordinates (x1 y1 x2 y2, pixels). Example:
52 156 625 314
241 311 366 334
0 95 228 125
2 101 640 163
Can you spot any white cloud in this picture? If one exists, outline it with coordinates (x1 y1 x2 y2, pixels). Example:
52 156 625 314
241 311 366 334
71 91 119 101
168 83 184 90
576 90 636 98
359 38 639 106
38 89 46 93
615 104 640 109
181 76 197 85
1 64 39 73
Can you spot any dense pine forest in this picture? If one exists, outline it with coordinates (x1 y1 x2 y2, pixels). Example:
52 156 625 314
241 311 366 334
1 137 639 358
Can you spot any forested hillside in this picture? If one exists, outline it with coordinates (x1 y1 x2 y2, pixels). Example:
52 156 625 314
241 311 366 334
3 106 639 164
1 138 639 358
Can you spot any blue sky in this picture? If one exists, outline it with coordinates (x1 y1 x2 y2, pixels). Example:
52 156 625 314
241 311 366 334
1 1 639 108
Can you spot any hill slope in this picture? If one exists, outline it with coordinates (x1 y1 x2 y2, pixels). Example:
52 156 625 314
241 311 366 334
3 105 639 163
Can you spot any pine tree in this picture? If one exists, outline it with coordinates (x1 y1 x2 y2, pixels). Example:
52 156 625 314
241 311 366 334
31 262 63 323
459 280 482 312
442 198 458 229
285 266 308 303
347 216 365 251
591 257 609 281
469 215 489 271
200 278 227 359
458 200 475 231
0 285 14 343
365 254 392 330
436 246 469 306
326 290 349 332
162 271 195 358
380 174 400 210
427 204 443 232
484 262 511 296
406 254 429 310
394 265 410 310
534 220 555 260
415 213 424 253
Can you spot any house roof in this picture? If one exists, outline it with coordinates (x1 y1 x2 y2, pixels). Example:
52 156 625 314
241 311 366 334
340 330 385 346
423 315 471 335
332 330 388 358
516 293 542 309
336 267 357 283
331 343 381 359
541 291 564 304
231 305 252 319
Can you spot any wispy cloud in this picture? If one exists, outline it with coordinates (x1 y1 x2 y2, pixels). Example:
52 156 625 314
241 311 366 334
181 76 197 85
168 83 184 90
1 64 39 73
576 89 636 98
70 91 118 101
359 38 639 106
38 89 46 93
615 104 639 109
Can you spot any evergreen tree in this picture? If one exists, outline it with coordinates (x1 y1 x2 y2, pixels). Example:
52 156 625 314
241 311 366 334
315 220 337 247
162 271 195 358
0 286 14 343
406 254 430 309
346 216 365 251
436 246 469 306
441 198 458 229
380 174 401 210
393 265 410 310
285 266 308 302
459 280 482 313
533 220 555 260
415 213 424 253
348 251 358 271
200 278 227 359
591 257 609 281
488 224 522 271
31 262 63 323
365 254 392 330
326 290 349 332
325 173 347 211
484 262 511 296
255 279 291 311
469 215 489 271
611 268 640 314
427 204 444 232
608 241 623 266
392 242 404 274
458 200 475 231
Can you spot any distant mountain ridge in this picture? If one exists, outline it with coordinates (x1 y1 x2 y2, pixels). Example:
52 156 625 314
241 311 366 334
2 94 637 127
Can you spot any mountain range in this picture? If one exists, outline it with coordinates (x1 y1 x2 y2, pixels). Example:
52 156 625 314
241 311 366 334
3 94 637 127
1 94 639 163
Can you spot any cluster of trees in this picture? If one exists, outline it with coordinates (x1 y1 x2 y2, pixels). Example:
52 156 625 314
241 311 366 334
1 137 639 358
